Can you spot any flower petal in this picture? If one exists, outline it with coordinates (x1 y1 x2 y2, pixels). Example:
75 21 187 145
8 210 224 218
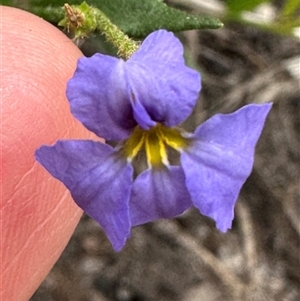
130 166 192 226
35 140 133 251
67 30 201 137
67 55 136 140
180 104 272 231
126 30 201 128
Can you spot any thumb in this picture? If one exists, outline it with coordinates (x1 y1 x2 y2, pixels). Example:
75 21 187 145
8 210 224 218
1 6 98 301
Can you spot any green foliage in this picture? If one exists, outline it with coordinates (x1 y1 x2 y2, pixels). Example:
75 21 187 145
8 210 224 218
97 0 223 37
0 0 12 5
4 0 222 38
226 0 269 13
225 0 300 37
281 0 300 17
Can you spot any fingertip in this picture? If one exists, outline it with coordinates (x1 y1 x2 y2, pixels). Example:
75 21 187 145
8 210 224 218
1 6 98 301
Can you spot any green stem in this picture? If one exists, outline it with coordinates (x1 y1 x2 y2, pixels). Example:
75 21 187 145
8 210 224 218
60 2 139 59
94 9 139 59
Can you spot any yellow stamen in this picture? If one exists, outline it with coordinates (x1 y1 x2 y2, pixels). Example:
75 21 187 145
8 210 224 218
145 128 168 168
158 126 187 150
122 124 188 167
122 126 145 160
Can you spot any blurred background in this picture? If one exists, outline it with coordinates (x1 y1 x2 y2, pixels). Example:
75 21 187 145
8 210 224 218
28 0 300 300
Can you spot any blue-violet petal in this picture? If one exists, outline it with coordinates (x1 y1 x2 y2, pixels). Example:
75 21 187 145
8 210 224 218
35 140 133 251
67 55 136 140
130 166 192 226
127 30 201 128
180 103 272 231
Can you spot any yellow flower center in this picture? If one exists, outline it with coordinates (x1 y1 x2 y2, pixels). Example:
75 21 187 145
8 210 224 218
122 124 188 168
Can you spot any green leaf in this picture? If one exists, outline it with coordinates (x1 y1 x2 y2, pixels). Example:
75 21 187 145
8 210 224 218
227 0 270 13
7 0 222 38
91 0 223 37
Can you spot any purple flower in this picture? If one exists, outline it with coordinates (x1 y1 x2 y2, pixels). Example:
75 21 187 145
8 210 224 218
35 30 272 251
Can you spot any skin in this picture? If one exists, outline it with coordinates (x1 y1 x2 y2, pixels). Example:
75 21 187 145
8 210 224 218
1 6 100 301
